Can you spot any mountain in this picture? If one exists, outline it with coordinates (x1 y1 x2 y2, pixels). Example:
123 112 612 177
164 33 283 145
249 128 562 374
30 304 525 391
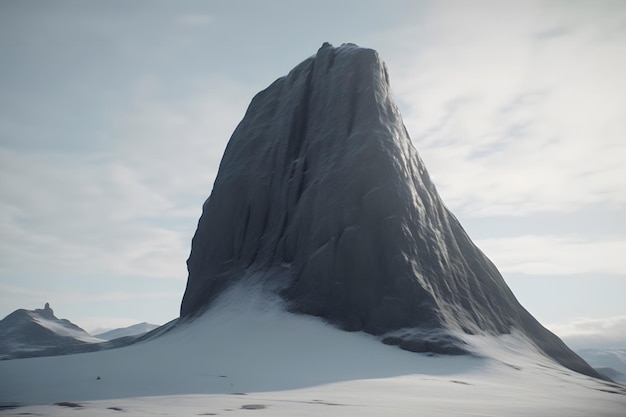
94 322 160 341
0 303 101 360
0 304 157 360
576 348 626 385
180 42 602 380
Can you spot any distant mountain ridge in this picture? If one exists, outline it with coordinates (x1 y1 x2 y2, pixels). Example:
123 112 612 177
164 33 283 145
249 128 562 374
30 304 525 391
0 304 161 360
0 303 100 359
576 348 626 385
95 322 160 341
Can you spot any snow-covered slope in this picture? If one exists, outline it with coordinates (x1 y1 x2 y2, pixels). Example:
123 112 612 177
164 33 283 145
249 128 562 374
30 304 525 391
94 322 159 341
0 283 624 416
0 303 101 360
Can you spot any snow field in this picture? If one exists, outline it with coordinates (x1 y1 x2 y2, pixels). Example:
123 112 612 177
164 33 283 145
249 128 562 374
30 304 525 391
1 282 625 416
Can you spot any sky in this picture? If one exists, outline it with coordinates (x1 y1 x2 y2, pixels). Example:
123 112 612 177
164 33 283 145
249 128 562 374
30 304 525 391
0 0 625 347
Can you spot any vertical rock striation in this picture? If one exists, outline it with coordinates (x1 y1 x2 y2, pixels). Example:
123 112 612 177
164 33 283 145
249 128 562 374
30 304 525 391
181 43 603 379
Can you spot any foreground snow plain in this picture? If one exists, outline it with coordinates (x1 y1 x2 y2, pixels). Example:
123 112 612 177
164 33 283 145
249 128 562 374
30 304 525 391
1 282 625 416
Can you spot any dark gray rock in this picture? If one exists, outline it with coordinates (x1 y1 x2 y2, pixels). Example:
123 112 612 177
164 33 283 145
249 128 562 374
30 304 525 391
381 336 403 346
399 339 429 353
181 43 605 380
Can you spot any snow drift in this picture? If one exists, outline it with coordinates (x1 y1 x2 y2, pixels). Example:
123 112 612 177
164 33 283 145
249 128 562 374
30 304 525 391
180 42 602 379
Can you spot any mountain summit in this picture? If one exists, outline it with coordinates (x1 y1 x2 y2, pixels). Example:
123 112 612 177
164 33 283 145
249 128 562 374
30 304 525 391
181 43 602 379
0 303 101 359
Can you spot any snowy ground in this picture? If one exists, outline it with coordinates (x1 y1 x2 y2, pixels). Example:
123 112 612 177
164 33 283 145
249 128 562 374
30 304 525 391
1 283 625 416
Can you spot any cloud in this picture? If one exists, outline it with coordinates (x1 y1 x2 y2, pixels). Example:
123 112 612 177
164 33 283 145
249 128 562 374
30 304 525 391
177 13 214 27
534 26 571 40
0 148 186 280
0 76 250 284
378 1 626 217
546 316 626 349
475 235 626 276
0 284 177 305
107 75 251 204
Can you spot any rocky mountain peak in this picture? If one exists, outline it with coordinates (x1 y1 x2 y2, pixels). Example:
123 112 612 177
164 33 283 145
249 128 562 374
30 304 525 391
180 43 604 380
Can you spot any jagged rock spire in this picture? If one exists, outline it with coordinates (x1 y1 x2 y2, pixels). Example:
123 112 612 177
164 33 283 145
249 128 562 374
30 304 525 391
181 43 603 379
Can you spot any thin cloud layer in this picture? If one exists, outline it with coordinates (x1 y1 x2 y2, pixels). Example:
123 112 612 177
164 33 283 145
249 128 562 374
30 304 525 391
0 78 249 282
476 235 626 276
0 148 186 280
384 1 626 217
548 316 626 349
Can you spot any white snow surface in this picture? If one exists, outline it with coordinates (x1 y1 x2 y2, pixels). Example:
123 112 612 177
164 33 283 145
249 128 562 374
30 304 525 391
1 282 625 416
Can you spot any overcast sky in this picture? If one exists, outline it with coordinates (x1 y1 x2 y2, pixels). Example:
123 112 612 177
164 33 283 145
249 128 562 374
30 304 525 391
1 0 625 347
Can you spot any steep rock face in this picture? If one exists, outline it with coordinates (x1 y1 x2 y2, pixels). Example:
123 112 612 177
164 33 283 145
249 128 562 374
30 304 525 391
181 43 602 379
